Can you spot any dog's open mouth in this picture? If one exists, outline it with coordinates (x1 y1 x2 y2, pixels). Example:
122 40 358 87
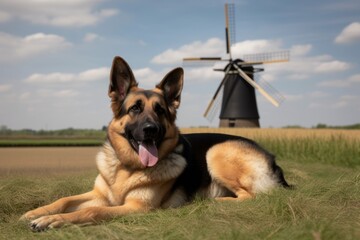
128 136 159 167
139 141 158 167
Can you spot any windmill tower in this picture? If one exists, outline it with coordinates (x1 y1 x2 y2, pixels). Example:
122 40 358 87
183 3 289 128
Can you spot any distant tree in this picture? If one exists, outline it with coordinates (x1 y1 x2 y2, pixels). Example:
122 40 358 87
0 125 11 135
315 123 327 129
283 125 304 129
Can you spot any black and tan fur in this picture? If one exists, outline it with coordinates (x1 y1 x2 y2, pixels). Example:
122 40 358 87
21 56 290 231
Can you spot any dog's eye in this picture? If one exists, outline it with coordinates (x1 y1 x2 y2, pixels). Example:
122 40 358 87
129 105 141 113
155 104 165 116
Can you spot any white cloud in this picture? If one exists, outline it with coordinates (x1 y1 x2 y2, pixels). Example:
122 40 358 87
232 39 283 56
133 67 223 88
184 67 223 84
290 44 312 57
24 66 192 90
0 0 118 27
37 89 79 98
134 68 166 88
25 73 74 84
349 74 360 83
318 74 360 88
266 53 350 80
318 79 349 88
54 90 80 98
78 67 109 82
24 67 110 84
0 32 71 62
335 22 360 44
151 38 224 65
314 60 350 73
0 84 12 92
83 33 101 42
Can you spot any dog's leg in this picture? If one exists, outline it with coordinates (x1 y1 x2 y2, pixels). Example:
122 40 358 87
28 198 148 231
20 190 106 221
206 141 259 201
215 189 254 201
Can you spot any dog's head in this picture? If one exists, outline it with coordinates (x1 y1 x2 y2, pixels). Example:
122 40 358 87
107 56 183 169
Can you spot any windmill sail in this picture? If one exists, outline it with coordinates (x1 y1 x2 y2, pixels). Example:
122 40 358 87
242 50 290 65
232 63 280 107
254 74 285 105
203 64 232 118
182 57 222 67
204 86 223 122
225 3 236 58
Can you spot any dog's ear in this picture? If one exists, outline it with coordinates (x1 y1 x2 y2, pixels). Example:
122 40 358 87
108 56 138 101
156 68 184 110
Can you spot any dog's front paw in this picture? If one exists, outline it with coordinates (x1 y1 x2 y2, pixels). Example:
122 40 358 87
20 210 40 221
20 206 53 221
30 215 67 232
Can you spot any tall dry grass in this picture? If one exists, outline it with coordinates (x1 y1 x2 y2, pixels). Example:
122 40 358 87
183 128 360 168
181 128 360 141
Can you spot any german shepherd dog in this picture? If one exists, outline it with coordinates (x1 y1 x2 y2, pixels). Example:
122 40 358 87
21 56 290 231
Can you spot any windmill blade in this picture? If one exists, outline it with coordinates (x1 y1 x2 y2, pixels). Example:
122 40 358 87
232 63 280 107
242 50 290 65
225 3 236 58
203 64 232 119
203 77 226 118
254 74 285 106
182 57 222 67
204 84 223 122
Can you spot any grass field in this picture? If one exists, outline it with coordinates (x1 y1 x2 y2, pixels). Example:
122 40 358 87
0 128 359 240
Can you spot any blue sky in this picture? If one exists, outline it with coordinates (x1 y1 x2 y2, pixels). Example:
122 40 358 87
0 0 359 130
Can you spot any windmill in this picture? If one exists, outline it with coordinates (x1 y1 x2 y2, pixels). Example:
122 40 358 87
183 3 289 128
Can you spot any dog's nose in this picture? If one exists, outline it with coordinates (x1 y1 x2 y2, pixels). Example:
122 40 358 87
143 122 159 139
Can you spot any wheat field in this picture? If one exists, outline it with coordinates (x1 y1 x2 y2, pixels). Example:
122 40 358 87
181 127 360 141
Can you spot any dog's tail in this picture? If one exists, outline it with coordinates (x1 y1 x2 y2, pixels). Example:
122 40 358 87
271 159 295 189
275 166 295 189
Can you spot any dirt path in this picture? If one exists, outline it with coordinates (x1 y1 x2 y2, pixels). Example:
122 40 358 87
0 147 101 175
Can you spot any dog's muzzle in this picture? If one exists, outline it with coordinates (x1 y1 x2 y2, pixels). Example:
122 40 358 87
126 121 165 168
137 122 159 167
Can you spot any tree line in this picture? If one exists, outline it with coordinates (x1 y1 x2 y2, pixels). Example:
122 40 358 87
0 126 107 138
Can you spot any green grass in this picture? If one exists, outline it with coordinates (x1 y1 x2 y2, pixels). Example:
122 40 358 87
0 136 359 239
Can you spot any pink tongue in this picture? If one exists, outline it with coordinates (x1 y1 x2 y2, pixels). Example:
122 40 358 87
139 142 159 167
